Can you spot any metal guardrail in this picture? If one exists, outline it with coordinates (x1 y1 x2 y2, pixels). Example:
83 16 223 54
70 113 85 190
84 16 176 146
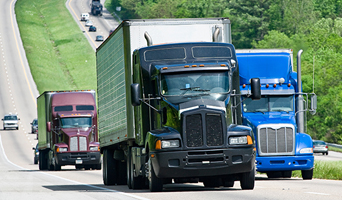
327 143 342 149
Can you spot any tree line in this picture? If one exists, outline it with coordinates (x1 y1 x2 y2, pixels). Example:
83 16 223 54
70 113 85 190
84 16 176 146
106 0 342 144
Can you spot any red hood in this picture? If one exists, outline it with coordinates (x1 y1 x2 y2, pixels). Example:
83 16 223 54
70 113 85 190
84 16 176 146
61 127 92 137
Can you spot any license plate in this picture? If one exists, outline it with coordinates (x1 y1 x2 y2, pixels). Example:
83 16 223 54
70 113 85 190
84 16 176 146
76 159 83 164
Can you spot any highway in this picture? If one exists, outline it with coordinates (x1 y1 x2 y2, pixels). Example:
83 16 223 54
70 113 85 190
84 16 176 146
0 0 342 199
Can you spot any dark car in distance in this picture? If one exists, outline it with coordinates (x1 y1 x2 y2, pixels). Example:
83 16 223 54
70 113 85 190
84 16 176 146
313 140 329 155
33 143 39 164
89 25 96 32
31 119 38 134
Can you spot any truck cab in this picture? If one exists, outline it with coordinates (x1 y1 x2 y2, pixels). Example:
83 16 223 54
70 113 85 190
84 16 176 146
38 91 101 171
237 49 317 179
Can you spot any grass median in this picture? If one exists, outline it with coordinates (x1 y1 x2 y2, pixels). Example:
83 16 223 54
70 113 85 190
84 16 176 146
15 0 96 94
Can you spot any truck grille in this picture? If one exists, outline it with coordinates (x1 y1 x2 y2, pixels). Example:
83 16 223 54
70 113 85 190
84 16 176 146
186 114 203 147
258 125 294 155
70 136 88 151
185 113 223 147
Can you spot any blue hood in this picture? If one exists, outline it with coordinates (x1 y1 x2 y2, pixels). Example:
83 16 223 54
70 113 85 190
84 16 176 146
243 112 296 130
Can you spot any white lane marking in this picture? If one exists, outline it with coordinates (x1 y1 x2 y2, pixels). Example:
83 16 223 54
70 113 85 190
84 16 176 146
305 192 330 196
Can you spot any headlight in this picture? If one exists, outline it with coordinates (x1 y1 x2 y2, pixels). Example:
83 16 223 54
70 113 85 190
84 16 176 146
90 146 99 151
229 136 252 145
300 148 313 154
161 140 180 148
56 147 68 152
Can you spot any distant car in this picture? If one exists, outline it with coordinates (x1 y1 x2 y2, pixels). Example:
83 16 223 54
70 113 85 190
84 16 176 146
31 119 38 134
80 13 89 21
96 35 104 41
2 114 20 130
89 25 96 32
313 140 329 155
32 144 39 164
85 20 93 27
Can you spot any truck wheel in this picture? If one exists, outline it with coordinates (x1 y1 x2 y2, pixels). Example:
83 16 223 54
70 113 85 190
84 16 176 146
116 160 127 185
16 127 19 130
39 150 48 170
3 127 6 130
103 149 117 185
148 157 163 192
240 166 255 190
266 171 282 178
203 177 222 187
54 163 61 171
302 169 313 180
282 171 292 178
130 153 144 189
127 148 132 189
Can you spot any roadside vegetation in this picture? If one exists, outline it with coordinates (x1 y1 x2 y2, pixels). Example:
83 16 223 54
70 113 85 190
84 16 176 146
292 160 342 180
15 0 96 94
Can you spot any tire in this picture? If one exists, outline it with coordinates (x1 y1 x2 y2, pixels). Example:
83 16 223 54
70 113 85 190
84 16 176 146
130 152 144 189
240 166 255 190
39 150 47 170
116 160 127 185
267 171 282 178
127 148 132 189
326 152 329 155
34 157 38 164
103 149 117 185
302 169 313 180
148 157 163 192
223 179 234 187
203 177 222 187
16 127 18 130
282 171 292 178
3 127 6 130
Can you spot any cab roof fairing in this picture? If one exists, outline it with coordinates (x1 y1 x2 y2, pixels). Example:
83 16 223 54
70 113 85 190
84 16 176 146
237 53 292 85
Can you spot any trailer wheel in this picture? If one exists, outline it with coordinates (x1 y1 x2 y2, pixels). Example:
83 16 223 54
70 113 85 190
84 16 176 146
301 169 313 180
116 160 127 185
130 153 144 189
103 149 117 185
148 157 163 192
240 166 255 190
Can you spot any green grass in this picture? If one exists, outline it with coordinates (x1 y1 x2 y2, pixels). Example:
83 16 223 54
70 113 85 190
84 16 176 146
15 0 96 94
329 146 342 153
292 160 342 180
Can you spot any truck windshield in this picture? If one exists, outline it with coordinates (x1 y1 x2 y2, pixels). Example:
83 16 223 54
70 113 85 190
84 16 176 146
243 95 294 113
61 117 92 128
161 71 229 104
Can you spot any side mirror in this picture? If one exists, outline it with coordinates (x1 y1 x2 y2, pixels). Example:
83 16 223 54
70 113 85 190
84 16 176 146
310 94 317 115
250 78 261 100
47 122 51 132
131 83 141 106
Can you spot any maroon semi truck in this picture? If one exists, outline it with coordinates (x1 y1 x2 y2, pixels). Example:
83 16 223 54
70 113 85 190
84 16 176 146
37 90 101 170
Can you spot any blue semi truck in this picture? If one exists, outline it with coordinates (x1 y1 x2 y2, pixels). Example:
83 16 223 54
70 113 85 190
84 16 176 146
236 49 317 179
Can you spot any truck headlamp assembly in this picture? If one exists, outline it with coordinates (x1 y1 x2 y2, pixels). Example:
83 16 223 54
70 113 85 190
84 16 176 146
90 146 100 151
229 135 253 145
56 147 68 152
300 148 313 154
155 140 180 149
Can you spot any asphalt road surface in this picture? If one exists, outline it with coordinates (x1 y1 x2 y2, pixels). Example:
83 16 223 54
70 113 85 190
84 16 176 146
0 0 342 199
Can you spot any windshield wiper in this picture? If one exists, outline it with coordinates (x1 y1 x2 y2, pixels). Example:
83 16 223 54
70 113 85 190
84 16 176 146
180 87 210 95
272 109 289 113
253 111 265 114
